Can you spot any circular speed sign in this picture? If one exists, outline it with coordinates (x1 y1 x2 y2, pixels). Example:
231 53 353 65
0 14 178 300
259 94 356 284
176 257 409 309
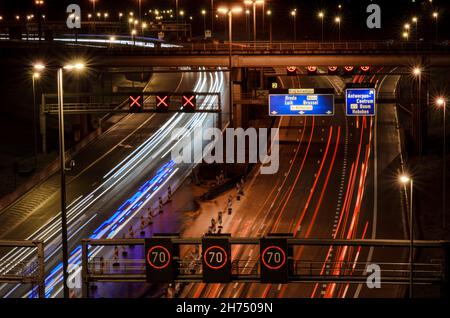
261 246 287 270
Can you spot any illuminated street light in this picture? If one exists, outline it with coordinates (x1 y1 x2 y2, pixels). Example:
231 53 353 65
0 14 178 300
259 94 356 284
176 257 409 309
33 63 45 71
218 6 243 125
335 16 341 42
398 173 414 298
403 32 409 41
413 67 421 76
201 10 207 37
267 10 272 44
412 16 418 47
399 175 411 184
245 0 264 45
404 23 410 30
57 61 85 298
436 97 447 230
318 11 325 42
63 62 85 71
291 10 297 42
433 12 439 41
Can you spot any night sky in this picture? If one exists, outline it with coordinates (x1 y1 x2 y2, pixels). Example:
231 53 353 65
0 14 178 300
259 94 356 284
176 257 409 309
0 0 448 41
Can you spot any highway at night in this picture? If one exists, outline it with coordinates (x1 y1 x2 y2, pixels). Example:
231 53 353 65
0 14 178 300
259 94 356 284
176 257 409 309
0 1 449 314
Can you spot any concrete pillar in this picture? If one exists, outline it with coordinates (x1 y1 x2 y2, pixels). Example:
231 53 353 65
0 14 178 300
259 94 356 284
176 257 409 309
232 68 244 128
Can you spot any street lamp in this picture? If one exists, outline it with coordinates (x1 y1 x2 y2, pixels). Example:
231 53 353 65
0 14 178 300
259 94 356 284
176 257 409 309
436 97 447 229
335 16 341 42
31 71 41 167
180 10 186 38
218 6 242 126
131 29 137 46
267 10 272 44
412 66 422 155
412 16 418 49
402 31 409 41
318 11 324 42
291 10 297 42
244 0 264 46
245 9 250 40
58 61 84 298
399 174 414 298
433 12 439 41
201 9 207 38
33 61 84 298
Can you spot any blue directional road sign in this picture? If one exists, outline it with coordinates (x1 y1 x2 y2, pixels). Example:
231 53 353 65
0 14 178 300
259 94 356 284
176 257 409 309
345 88 376 116
269 94 334 116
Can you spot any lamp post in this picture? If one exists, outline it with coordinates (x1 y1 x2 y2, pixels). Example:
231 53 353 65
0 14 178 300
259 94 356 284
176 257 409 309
335 16 341 42
437 97 447 229
180 10 186 38
35 62 84 298
210 0 214 35
399 174 414 298
404 23 410 43
413 67 422 155
218 6 242 127
131 29 137 46
244 0 264 47
318 11 324 42
35 0 44 42
412 16 418 50
201 10 206 38
433 12 438 41
245 9 250 41
267 10 272 44
32 71 42 166
291 10 297 42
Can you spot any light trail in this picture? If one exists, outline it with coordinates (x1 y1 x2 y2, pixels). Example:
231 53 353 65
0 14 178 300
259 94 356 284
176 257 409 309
0 68 225 298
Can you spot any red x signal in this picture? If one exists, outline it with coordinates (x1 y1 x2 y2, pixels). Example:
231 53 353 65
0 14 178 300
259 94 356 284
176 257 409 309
183 95 195 107
182 94 196 112
156 95 169 107
129 95 142 108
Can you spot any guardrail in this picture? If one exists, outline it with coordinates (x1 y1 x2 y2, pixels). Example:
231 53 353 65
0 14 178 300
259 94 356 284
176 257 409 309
0 240 45 298
101 41 450 54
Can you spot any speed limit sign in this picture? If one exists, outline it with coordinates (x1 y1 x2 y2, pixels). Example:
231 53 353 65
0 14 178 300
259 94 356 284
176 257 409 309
202 236 231 283
145 237 178 283
260 237 289 283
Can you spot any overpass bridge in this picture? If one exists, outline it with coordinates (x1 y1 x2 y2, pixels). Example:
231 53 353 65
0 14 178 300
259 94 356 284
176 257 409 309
94 41 450 67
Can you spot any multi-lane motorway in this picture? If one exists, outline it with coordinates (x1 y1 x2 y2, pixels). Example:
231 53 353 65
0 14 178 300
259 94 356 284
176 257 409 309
0 61 408 298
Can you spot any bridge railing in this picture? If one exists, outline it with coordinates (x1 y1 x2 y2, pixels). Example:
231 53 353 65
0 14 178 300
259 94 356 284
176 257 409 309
108 40 450 54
